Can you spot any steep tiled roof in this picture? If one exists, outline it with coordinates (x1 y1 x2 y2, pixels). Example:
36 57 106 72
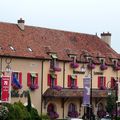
0 21 119 64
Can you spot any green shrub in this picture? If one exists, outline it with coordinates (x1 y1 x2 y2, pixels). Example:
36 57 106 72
40 114 50 120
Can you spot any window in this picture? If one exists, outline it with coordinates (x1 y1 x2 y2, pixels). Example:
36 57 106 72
50 54 57 69
68 75 77 88
47 74 57 87
27 73 38 90
11 72 22 89
98 76 106 89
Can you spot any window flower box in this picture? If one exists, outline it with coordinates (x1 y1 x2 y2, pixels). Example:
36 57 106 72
52 85 62 91
113 65 120 71
53 66 61 72
68 111 79 118
87 63 95 69
71 85 78 89
12 77 22 90
70 62 79 69
97 110 106 118
100 64 108 70
30 84 39 91
48 111 59 119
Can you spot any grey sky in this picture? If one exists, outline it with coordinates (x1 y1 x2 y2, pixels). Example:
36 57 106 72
0 0 120 53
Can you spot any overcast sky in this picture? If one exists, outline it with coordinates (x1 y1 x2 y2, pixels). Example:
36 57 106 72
0 0 120 53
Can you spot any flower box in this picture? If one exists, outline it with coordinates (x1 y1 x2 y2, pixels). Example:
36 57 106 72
113 65 120 71
52 85 62 91
48 111 59 119
70 62 79 69
30 84 39 91
53 66 61 72
68 111 79 118
71 85 78 89
87 63 95 69
100 64 108 70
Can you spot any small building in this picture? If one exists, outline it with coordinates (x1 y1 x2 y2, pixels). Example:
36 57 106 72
0 18 119 119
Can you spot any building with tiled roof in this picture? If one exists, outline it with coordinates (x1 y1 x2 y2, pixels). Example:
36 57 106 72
0 18 120 119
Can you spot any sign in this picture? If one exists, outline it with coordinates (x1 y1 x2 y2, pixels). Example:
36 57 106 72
94 72 103 75
1 76 10 102
83 77 91 105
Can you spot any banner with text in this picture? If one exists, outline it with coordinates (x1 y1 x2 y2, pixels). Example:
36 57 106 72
1 76 10 102
83 77 91 105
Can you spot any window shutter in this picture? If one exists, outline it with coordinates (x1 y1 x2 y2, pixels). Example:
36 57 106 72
27 73 31 86
68 75 71 87
75 75 77 86
98 76 101 89
19 72 22 85
55 74 57 86
47 74 51 86
35 73 38 86
111 77 115 88
104 77 106 88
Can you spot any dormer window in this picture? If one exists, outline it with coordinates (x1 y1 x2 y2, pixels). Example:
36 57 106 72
69 54 79 69
49 53 61 72
28 47 33 52
112 59 120 71
9 45 15 51
99 58 107 70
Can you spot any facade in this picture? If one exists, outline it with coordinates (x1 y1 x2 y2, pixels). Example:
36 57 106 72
0 18 120 119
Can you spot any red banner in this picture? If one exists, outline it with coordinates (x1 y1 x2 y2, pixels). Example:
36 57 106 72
1 76 10 102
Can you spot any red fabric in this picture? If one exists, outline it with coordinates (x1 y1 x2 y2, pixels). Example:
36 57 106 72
68 75 71 87
34 73 38 86
98 76 101 89
19 72 22 85
27 73 31 86
111 77 115 88
47 74 51 86
104 77 106 88
55 74 57 85
75 75 77 86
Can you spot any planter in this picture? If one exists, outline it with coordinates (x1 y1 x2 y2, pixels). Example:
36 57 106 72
48 111 59 119
100 64 108 70
68 111 79 118
30 84 39 91
52 85 62 91
113 65 120 71
70 62 79 69
53 66 61 72
87 63 95 69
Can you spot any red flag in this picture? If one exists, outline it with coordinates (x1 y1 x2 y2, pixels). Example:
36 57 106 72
1 76 10 102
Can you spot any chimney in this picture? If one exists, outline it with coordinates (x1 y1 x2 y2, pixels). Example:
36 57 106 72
17 18 25 30
101 32 111 46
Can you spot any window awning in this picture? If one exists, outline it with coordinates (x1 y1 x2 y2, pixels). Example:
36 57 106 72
51 54 57 59
71 75 77 79
31 73 36 77
51 74 56 79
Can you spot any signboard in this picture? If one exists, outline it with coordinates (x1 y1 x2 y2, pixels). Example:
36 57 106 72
83 77 91 105
1 76 10 102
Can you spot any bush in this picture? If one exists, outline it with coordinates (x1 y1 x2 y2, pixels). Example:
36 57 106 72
40 114 50 120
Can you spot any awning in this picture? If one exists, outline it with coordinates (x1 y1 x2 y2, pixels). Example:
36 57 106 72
43 88 115 98
51 54 57 59
71 75 77 79
31 73 37 77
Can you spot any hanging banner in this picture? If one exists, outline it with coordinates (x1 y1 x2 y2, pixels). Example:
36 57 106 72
1 76 10 102
117 81 120 102
83 77 91 105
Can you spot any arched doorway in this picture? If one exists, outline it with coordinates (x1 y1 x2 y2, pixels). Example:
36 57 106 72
47 103 59 119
